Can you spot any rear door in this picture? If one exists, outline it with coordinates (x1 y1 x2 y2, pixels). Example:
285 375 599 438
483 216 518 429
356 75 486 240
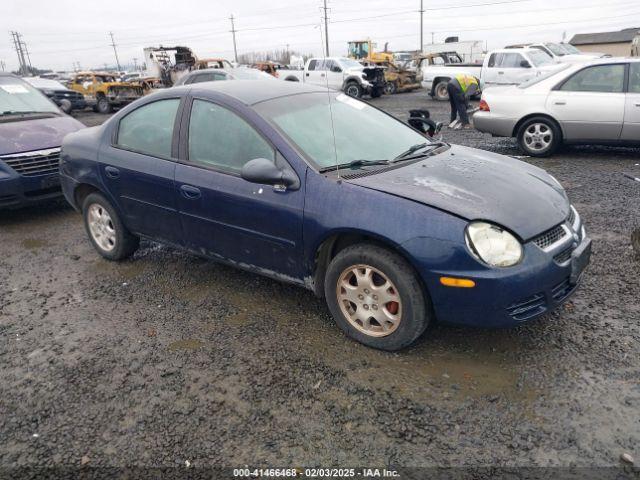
546 63 626 141
99 97 184 244
621 62 640 141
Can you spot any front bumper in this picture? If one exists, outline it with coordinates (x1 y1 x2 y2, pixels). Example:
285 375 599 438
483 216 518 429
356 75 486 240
404 211 591 328
472 112 517 137
0 170 62 209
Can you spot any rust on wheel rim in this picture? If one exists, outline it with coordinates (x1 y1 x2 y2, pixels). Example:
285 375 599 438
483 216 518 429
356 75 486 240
336 264 402 337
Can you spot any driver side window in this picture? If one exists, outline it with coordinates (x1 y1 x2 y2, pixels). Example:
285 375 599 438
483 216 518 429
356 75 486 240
115 99 180 158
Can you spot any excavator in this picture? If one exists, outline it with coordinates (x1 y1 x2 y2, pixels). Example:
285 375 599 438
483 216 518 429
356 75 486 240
347 40 421 94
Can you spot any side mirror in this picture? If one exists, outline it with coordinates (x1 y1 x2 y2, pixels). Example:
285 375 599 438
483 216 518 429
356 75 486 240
520 60 531 68
241 157 299 190
331 66 342 73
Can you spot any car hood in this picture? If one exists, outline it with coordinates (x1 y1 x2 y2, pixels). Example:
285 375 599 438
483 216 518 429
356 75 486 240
0 115 85 156
346 145 569 241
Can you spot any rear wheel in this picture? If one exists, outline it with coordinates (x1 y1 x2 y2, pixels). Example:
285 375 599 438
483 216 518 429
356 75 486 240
517 116 561 157
324 244 430 351
344 81 363 98
82 192 139 261
433 80 449 101
385 81 398 95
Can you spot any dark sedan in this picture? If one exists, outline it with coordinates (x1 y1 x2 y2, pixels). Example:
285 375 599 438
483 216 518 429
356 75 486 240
1 73 84 209
59 81 591 350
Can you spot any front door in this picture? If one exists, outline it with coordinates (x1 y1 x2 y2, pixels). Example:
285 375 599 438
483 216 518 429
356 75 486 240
546 63 626 141
174 98 305 279
621 62 640 141
99 97 183 244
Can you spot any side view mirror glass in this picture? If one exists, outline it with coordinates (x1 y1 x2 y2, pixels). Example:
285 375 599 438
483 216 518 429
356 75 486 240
241 157 299 190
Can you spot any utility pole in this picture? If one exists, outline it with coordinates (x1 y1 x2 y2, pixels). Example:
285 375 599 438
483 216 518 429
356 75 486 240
0 60 5 72
109 31 122 71
431 32 435 44
133 58 138 71
322 0 330 56
11 31 28 75
419 0 424 53
229 15 238 63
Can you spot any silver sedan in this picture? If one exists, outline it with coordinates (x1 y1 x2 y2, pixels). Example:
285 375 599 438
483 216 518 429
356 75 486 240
473 58 640 156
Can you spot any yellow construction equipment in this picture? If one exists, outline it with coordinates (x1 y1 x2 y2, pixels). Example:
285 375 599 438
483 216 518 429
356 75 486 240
347 40 393 64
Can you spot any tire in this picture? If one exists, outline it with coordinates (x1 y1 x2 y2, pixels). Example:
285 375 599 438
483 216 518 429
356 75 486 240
82 192 139 261
384 81 398 95
370 86 383 98
344 81 363 98
96 95 113 114
516 116 562 157
324 244 430 351
433 80 449 101
59 99 73 114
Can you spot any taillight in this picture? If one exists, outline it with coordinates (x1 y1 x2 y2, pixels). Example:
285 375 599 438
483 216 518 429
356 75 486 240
479 99 490 112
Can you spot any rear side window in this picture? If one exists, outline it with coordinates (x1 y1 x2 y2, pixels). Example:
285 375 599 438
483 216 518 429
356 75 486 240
629 63 640 93
560 64 625 93
188 99 274 174
116 99 180 158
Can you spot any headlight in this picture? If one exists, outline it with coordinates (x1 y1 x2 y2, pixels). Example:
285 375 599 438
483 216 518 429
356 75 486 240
465 222 523 267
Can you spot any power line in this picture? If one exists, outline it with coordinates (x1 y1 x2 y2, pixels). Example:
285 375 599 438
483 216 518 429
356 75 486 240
323 0 330 56
109 31 122 71
230 14 238 63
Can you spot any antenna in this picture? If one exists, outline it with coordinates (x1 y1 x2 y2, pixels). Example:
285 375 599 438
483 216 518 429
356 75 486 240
317 14 339 178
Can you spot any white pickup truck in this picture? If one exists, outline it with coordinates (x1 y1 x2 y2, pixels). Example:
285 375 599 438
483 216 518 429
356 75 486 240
279 57 385 98
417 52 482 101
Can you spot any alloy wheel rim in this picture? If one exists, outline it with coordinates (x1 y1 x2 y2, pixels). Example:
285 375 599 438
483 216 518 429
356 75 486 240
346 85 359 97
336 264 402 337
524 123 553 151
437 84 448 98
87 203 116 252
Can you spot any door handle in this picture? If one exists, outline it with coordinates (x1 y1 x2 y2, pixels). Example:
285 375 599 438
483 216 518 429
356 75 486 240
554 101 567 105
320 73 325 77
180 184 201 200
498 71 504 75
305 73 309 77
635 102 640 107
104 166 120 179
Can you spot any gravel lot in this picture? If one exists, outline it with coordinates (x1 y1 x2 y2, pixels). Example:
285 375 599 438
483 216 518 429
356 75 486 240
1 91 639 473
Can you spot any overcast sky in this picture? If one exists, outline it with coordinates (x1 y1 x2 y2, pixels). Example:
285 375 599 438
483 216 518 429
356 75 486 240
2 0 639 72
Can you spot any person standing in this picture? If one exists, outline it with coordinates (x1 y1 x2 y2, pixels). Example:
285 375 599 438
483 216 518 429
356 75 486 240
447 74 479 130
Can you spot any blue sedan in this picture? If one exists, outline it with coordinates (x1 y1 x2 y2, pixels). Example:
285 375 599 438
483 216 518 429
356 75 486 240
59 81 591 350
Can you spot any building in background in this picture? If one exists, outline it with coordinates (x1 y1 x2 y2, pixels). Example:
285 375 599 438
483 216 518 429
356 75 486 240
570 27 640 56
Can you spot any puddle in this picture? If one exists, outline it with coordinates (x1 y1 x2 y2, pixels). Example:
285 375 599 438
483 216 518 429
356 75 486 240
21 238 48 250
168 339 204 351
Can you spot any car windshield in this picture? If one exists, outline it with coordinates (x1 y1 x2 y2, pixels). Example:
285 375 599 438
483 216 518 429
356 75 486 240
0 76 60 115
546 43 567 56
527 49 554 67
518 63 572 88
255 92 432 170
338 58 363 69
561 43 581 54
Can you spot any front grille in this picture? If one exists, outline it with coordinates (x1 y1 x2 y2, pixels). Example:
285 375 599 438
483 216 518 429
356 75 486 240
533 224 567 250
506 293 546 321
52 90 83 101
554 246 573 264
0 148 61 176
551 277 575 302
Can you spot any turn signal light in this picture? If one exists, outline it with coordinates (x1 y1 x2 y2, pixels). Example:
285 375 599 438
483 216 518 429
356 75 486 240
479 99 490 112
440 277 476 288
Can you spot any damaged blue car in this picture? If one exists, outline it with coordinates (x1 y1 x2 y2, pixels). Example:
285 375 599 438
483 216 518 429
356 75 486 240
59 81 591 350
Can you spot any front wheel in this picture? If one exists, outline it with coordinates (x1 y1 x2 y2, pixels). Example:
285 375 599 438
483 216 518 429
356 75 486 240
384 81 398 95
324 244 430 351
516 116 561 157
344 82 363 98
96 96 113 114
82 192 139 261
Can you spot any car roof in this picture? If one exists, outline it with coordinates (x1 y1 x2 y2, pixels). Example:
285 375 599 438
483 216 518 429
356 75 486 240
186 80 332 105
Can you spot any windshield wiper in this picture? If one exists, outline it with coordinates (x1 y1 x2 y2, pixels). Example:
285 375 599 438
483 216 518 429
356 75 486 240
1 110 58 116
321 159 389 172
391 141 448 163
